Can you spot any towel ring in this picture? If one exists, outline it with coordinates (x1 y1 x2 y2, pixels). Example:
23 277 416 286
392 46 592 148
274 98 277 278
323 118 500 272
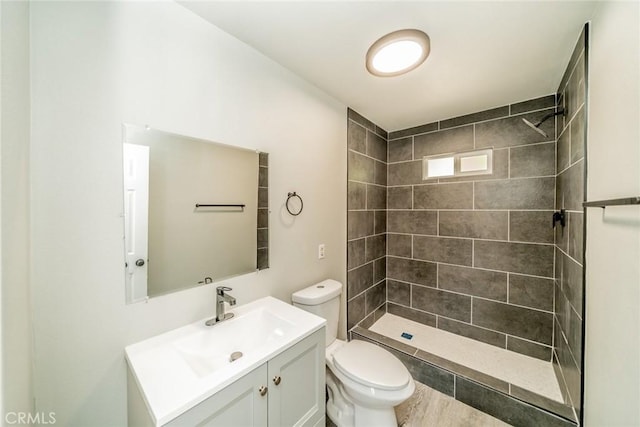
286 192 303 216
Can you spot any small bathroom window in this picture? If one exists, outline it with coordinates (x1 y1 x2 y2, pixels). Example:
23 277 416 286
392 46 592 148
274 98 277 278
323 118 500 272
424 155 455 178
423 148 493 180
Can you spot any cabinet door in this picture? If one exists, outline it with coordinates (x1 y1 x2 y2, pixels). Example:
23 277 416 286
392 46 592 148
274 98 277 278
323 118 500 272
268 329 325 427
165 364 268 427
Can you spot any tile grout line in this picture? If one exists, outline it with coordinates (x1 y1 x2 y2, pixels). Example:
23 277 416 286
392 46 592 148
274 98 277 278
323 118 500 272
472 182 475 210
411 184 414 210
364 181 368 211
557 155 584 177
350 148 388 165
387 232 555 247
388 140 555 166
410 282 413 309
453 372 457 398
411 135 415 162
350 179 386 189
389 101 557 140
389 279 556 314
388 109 545 140
387 301 555 351
411 234 414 259
387 208 557 212
387 256 555 280
471 240 475 268
389 175 557 188
473 123 476 149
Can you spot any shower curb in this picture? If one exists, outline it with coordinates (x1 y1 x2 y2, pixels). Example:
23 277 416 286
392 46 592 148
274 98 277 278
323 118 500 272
351 327 577 427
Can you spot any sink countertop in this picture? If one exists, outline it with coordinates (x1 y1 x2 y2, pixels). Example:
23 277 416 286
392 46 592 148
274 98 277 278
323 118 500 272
125 296 326 426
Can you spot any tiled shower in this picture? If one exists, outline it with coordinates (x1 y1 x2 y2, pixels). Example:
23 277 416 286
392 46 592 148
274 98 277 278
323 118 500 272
553 27 587 422
347 26 587 425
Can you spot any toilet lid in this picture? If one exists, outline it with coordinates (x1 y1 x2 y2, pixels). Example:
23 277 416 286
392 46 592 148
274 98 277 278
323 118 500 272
332 340 410 391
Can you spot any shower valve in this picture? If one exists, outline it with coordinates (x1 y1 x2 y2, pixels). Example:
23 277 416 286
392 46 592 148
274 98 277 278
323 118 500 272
552 210 566 228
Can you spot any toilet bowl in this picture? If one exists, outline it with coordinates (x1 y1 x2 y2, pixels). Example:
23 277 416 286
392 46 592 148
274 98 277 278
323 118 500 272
326 339 415 426
292 280 415 427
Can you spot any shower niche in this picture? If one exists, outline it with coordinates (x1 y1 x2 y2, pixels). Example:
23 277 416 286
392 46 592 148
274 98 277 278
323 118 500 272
346 26 588 426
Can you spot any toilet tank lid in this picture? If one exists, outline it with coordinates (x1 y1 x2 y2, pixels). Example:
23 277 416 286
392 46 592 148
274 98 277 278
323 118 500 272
292 279 342 305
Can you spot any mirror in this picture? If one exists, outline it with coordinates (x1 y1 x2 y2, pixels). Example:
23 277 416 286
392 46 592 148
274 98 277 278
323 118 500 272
122 124 269 303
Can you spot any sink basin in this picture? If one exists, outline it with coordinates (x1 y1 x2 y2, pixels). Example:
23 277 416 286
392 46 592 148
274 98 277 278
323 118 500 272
125 296 325 426
174 307 295 377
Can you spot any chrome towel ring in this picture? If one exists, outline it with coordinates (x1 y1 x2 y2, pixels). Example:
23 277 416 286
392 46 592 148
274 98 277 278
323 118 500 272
286 192 303 216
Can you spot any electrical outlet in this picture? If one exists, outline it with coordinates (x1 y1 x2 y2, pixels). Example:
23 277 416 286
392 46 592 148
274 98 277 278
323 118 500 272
318 244 325 259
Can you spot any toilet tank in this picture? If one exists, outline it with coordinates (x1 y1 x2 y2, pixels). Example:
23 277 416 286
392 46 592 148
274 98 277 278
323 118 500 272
291 279 342 346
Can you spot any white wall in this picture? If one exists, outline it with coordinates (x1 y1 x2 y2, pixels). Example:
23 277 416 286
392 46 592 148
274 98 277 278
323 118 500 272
30 2 346 425
1 0 34 421
585 2 640 425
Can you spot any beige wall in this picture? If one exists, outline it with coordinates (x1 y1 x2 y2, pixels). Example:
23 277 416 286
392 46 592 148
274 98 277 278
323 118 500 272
585 2 640 425
1 0 34 421
29 2 346 425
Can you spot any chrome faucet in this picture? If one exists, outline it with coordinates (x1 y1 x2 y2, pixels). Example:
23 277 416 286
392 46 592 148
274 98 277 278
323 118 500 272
206 286 236 326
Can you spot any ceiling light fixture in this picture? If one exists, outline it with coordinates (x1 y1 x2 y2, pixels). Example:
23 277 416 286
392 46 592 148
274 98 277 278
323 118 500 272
366 29 431 77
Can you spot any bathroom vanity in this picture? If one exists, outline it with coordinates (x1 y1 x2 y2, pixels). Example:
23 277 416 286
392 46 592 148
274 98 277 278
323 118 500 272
126 297 326 426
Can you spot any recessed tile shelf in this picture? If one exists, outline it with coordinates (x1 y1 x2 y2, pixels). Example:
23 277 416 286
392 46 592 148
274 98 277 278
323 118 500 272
351 317 577 427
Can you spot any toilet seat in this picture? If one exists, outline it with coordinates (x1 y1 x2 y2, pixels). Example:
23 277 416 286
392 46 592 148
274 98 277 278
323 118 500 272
332 340 410 391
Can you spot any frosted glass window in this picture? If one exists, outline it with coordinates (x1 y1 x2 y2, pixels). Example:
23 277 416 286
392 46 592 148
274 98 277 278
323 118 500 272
425 156 454 178
460 154 488 172
423 148 493 180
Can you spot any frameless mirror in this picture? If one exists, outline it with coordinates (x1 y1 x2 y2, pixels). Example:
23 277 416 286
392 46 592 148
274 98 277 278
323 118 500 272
122 124 269 304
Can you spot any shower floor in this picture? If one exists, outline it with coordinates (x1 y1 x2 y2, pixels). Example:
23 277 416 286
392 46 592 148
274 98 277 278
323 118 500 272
369 313 563 403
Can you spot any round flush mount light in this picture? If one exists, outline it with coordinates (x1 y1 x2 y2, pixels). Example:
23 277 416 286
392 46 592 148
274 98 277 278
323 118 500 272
366 29 431 77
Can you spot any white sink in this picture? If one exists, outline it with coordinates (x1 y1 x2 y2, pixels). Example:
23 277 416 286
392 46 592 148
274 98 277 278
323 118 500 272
125 296 325 426
174 307 295 377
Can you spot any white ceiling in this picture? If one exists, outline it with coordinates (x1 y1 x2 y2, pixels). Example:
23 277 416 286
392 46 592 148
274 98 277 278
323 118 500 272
179 1 597 132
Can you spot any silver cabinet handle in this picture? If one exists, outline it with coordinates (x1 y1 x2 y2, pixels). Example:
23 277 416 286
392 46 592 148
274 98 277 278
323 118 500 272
273 376 281 386
135 259 145 267
259 386 268 396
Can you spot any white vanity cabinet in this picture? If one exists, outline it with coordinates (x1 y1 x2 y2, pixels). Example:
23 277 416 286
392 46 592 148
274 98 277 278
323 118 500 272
129 327 325 427
267 329 325 427
126 297 327 427
164 364 268 427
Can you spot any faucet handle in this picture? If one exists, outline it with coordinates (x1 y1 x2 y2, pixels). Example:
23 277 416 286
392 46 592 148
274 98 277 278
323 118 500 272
216 286 233 295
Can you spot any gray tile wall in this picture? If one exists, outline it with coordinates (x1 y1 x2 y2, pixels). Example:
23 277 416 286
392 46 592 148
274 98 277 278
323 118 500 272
346 31 588 423
346 84 585 421
553 26 587 423
385 95 558 361
347 109 388 329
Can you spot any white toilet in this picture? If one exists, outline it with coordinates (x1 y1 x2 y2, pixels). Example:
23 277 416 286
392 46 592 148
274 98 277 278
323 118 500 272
292 279 415 427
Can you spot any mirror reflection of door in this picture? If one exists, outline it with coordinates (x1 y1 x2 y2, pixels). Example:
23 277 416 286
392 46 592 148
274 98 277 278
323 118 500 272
123 143 150 303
